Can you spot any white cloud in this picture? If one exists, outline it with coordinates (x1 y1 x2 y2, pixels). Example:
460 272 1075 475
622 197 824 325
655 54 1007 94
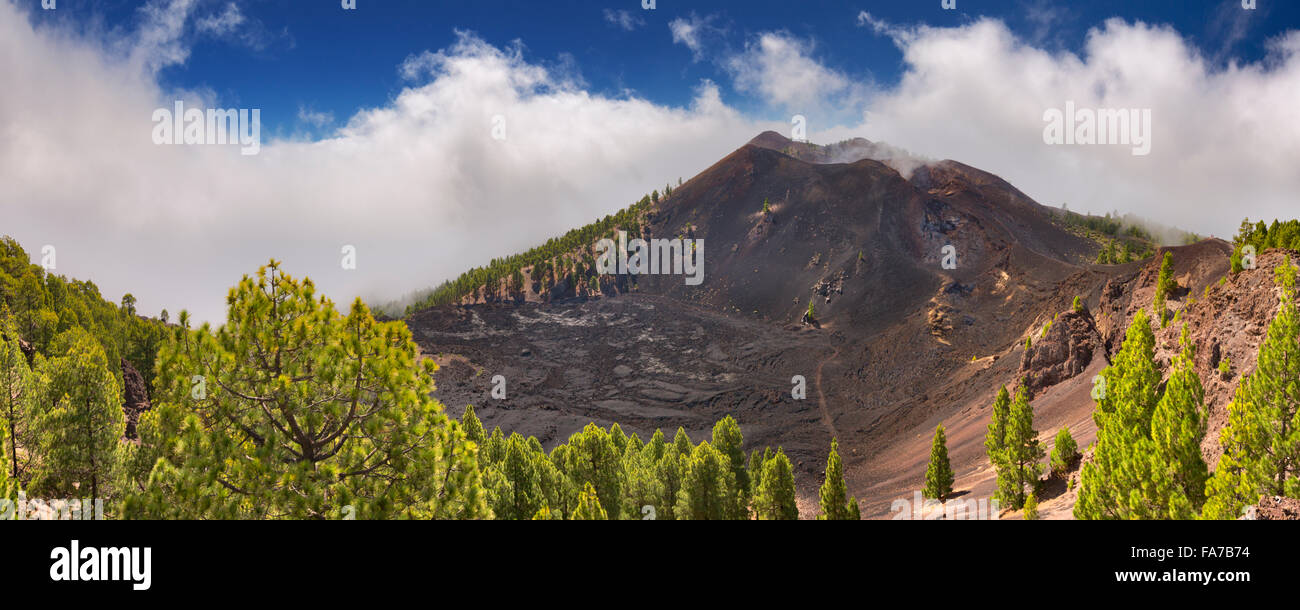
668 13 718 61
0 5 770 324
125 0 198 75
841 17 1300 239
194 1 280 52
855 11 896 38
603 9 644 32
297 105 334 127
195 2 244 36
726 32 871 116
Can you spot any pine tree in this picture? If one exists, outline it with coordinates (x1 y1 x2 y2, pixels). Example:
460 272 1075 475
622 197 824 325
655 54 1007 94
985 386 1018 509
561 423 623 519
1094 309 1161 431
0 423 9 500
1077 312 1207 519
489 434 544 520
654 450 684 520
985 386 1012 456
710 415 749 517
1049 427 1079 476
923 424 955 500
128 262 487 519
818 439 857 520
643 429 667 463
572 482 607 520
30 329 123 502
1077 313 1157 520
1150 327 1209 513
621 440 662 520
1023 492 1039 520
1205 258 1300 519
462 404 485 446
672 426 693 456
1154 252 1175 328
752 448 798 520
675 441 735 520
1001 385 1045 510
0 306 34 483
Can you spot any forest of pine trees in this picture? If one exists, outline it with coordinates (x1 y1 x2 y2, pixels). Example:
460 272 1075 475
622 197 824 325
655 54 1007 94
8 215 1300 520
976 224 1300 519
1069 256 1300 519
1 239 856 519
401 193 657 313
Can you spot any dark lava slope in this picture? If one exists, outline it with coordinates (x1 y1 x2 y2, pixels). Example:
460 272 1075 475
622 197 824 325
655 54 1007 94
410 131 1159 517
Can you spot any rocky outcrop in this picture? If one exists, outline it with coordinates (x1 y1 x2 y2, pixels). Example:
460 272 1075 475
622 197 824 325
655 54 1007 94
120 358 151 440
1 331 36 365
1248 496 1300 520
1020 308 1104 397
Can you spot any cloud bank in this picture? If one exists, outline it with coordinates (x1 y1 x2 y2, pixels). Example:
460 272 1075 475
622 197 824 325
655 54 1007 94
3 1 1298 325
0 1 766 323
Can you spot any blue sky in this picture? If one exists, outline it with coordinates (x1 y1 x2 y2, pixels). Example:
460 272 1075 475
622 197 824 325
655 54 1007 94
32 0 1300 138
4 0 1300 322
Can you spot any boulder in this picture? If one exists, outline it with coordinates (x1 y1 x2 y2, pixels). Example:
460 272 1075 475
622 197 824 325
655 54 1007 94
1020 309 1104 397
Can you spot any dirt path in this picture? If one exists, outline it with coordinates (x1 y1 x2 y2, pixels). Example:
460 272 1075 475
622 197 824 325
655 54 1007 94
813 346 841 441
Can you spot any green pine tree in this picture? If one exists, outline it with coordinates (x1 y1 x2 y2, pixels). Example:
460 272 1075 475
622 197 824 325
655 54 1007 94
572 482 607 520
1049 427 1079 476
923 424 955 500
1077 311 1207 519
985 386 1017 509
1023 492 1039 520
0 306 34 483
621 440 663 520
127 262 487 519
710 415 750 518
654 450 685 520
753 448 798 520
1154 252 1175 328
675 441 735 520
1204 258 1300 519
561 423 624 519
1149 327 1209 513
672 426 693 456
1001 384 1045 510
818 439 857 520
29 329 123 503
462 404 485 446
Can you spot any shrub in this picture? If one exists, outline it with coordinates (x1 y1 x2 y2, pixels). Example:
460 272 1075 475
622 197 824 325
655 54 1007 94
1050 427 1079 476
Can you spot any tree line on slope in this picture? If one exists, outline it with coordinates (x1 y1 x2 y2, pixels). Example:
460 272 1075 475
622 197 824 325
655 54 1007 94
1 237 168 499
1232 218 1300 274
0 237 168 391
402 188 677 314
